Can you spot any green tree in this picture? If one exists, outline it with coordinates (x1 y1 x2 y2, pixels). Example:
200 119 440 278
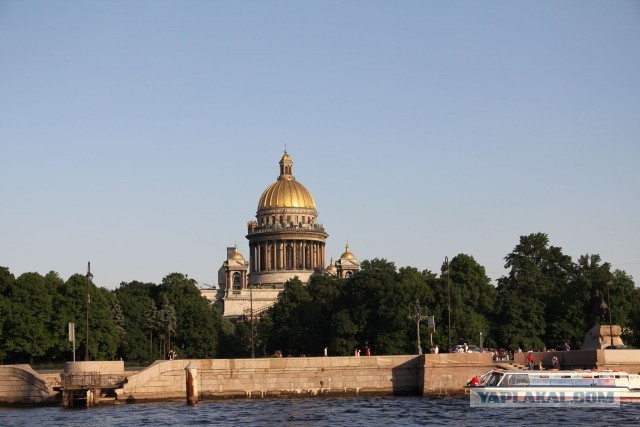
2 272 55 364
52 274 118 361
158 273 220 358
495 233 574 350
263 277 313 356
306 273 345 355
157 294 177 357
447 254 497 348
42 271 66 362
143 298 159 359
398 266 435 353
115 281 158 363
607 269 638 343
218 317 252 358
343 258 411 355
0 267 16 362
108 292 127 359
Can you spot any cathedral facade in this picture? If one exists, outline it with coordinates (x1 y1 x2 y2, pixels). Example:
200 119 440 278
202 151 359 318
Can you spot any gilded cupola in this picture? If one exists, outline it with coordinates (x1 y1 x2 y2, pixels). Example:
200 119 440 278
257 150 316 211
340 243 356 260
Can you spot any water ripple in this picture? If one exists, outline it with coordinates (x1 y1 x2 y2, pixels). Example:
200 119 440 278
2 397 640 426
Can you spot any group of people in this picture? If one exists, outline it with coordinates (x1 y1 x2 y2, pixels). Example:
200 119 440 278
353 347 371 357
526 351 562 370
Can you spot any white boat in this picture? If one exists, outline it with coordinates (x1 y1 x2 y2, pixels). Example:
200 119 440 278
467 369 640 406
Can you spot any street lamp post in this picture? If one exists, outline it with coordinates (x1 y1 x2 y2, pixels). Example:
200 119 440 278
85 262 93 361
411 298 427 355
442 257 451 353
250 285 255 358
607 280 614 349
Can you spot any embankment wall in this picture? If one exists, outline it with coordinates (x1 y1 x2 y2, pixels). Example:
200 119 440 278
0 365 58 404
13 350 638 405
421 353 495 396
118 355 421 401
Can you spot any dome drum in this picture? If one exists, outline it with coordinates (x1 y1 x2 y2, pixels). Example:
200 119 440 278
253 207 319 230
247 223 327 239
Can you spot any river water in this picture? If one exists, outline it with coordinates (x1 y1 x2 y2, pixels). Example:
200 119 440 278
2 396 640 426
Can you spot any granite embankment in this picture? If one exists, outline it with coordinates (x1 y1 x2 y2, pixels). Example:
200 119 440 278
0 365 58 404
117 353 494 401
11 350 640 405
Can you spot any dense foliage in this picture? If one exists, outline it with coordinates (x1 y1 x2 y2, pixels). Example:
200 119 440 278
258 233 639 356
0 233 637 364
0 270 221 365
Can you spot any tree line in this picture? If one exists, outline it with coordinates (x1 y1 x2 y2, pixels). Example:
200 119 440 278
0 232 637 365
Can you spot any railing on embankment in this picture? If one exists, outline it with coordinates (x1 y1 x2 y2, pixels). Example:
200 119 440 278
60 372 127 388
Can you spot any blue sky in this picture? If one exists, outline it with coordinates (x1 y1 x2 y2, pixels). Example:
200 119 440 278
1 1 638 288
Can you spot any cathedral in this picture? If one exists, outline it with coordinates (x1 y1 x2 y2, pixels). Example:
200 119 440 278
202 150 360 318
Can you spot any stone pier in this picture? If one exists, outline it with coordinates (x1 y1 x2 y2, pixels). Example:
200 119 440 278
5 350 639 406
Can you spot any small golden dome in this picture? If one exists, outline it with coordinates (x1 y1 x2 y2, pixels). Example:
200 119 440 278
280 150 292 163
229 245 245 261
257 151 316 210
340 243 355 260
327 258 337 271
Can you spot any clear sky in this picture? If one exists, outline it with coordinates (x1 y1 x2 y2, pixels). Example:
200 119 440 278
1 1 638 289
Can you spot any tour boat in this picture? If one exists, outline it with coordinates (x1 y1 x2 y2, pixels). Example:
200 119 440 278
466 369 640 405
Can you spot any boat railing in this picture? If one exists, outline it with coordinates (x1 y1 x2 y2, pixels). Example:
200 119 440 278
488 370 623 388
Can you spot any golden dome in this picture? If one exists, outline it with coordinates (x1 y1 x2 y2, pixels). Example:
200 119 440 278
257 151 316 210
326 258 337 271
340 243 355 260
229 245 245 261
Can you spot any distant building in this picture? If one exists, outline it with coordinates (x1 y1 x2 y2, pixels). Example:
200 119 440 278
202 150 359 318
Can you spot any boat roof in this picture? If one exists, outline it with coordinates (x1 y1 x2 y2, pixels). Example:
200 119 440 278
488 369 628 375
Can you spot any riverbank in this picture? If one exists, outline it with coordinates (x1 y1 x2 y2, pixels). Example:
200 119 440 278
4 350 638 406
1 354 492 405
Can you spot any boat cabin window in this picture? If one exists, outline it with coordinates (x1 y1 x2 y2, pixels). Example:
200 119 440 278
486 372 504 386
501 374 530 387
530 375 550 386
549 377 572 386
593 377 616 386
572 377 594 387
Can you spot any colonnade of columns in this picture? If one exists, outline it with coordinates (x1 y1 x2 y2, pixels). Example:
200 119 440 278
249 239 325 273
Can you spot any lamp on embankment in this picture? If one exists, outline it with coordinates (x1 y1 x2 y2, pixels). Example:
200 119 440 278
441 257 451 353
85 262 93 361
607 280 614 349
